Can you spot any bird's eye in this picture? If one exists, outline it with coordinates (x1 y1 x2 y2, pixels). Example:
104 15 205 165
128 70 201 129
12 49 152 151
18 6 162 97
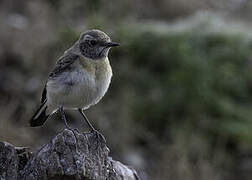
89 40 97 46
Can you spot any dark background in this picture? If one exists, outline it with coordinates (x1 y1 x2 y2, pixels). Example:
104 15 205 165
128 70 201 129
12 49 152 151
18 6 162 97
1 1 252 179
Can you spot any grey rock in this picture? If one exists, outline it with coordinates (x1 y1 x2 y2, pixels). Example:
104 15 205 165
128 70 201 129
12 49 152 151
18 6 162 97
0 129 139 180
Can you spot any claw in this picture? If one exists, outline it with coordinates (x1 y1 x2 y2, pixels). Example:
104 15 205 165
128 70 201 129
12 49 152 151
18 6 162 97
64 123 72 130
93 130 106 144
89 129 106 148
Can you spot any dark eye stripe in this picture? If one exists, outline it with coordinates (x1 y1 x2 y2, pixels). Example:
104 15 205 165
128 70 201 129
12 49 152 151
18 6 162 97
90 40 97 46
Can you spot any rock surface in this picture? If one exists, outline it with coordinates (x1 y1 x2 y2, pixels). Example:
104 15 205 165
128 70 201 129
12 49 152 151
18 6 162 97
0 129 139 180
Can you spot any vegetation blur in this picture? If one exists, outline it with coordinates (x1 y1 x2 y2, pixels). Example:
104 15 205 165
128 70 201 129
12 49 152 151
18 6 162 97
1 0 252 179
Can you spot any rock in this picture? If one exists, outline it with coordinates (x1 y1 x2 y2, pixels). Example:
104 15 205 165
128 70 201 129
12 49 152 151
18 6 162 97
0 129 139 180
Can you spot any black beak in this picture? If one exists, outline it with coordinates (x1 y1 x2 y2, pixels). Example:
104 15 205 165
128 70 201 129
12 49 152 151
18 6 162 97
105 42 120 47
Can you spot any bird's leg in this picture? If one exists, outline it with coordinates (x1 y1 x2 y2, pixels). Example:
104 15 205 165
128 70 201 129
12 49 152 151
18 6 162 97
78 108 95 131
59 106 71 130
78 108 106 143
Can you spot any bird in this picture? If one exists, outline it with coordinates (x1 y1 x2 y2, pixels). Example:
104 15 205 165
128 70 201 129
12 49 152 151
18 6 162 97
30 29 119 136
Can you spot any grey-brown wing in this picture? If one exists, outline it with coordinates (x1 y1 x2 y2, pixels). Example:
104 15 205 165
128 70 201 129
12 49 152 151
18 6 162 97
41 85 47 103
49 53 79 79
40 53 79 103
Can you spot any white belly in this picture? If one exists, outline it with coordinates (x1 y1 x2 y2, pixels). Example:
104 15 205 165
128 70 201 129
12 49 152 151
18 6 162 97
46 62 112 112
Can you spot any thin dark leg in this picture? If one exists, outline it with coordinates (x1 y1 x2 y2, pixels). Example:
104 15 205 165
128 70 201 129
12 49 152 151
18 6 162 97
59 106 71 129
78 108 95 131
78 108 106 143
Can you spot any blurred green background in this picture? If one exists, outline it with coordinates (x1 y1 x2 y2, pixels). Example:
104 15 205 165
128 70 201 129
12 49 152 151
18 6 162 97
1 0 252 179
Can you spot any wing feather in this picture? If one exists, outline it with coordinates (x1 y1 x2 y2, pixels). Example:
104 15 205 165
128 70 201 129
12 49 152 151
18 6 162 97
40 53 79 103
41 85 47 103
49 53 79 78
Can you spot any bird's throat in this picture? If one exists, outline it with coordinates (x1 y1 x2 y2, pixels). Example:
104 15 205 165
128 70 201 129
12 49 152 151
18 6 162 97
79 56 112 80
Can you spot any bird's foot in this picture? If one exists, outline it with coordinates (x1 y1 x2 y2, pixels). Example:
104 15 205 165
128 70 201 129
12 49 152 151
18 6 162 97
64 124 72 130
91 129 106 144
64 125 80 133
73 128 80 133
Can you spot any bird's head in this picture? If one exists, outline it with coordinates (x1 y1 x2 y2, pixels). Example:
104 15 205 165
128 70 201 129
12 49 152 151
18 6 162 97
77 29 119 60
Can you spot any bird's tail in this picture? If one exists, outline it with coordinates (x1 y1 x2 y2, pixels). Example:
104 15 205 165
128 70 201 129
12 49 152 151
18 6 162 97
30 101 49 127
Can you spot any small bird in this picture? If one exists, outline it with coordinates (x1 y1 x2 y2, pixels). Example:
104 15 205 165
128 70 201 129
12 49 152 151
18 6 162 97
30 29 119 134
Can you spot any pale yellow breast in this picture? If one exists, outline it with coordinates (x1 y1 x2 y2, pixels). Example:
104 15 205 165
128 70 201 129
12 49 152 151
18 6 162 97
77 56 112 108
47 56 113 110
78 56 112 81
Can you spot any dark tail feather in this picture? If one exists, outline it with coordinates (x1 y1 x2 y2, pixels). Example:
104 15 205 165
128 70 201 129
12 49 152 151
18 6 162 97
30 101 49 127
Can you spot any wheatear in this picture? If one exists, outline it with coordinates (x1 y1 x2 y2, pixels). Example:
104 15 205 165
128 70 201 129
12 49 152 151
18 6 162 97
30 29 119 134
